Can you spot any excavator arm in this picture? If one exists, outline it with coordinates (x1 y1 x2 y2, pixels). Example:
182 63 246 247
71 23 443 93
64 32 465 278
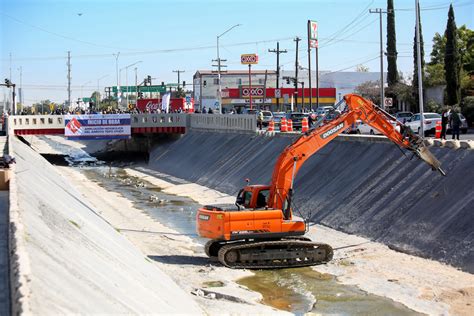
268 93 445 215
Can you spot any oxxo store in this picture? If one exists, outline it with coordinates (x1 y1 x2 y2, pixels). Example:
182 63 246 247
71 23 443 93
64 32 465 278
222 86 336 112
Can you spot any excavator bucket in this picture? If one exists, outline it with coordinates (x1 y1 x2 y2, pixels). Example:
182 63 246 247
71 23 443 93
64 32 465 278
415 143 446 176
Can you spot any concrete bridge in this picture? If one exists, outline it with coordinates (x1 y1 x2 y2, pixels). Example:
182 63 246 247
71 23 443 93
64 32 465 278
7 113 257 136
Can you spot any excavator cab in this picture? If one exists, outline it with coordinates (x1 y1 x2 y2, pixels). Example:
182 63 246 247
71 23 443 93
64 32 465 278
235 185 270 210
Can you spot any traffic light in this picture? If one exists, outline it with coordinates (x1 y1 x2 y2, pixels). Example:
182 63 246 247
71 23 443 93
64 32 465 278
161 81 165 87
182 81 186 87
203 80 207 87
147 75 152 84
4 79 11 87
286 77 290 84
138 92 143 99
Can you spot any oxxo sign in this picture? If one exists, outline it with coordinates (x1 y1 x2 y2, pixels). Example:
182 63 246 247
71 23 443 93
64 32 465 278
241 85 264 98
241 54 259 65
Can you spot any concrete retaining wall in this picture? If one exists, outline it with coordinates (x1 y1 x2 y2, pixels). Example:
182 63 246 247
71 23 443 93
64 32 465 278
148 131 474 273
8 137 202 314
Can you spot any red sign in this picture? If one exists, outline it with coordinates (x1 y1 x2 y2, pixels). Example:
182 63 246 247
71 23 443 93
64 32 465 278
241 85 265 98
225 87 336 99
241 54 259 64
136 98 194 112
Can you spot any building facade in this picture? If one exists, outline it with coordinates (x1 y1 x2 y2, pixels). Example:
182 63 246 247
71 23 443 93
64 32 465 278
193 70 386 112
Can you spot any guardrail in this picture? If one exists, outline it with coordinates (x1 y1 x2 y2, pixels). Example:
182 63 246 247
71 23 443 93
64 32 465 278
8 113 258 134
131 113 187 127
189 114 256 133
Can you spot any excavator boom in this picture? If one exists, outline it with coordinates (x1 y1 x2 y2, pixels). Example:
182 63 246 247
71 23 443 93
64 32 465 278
268 94 445 212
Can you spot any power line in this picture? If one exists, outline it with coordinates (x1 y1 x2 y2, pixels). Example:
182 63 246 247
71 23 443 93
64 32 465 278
0 11 131 50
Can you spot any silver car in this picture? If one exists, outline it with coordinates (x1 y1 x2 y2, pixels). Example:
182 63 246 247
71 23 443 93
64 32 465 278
448 113 468 134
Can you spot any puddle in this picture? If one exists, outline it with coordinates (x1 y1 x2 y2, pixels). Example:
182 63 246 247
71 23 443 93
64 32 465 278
38 136 421 315
238 268 421 315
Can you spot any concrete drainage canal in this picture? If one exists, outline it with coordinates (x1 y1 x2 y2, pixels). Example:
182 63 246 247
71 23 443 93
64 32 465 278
38 139 420 315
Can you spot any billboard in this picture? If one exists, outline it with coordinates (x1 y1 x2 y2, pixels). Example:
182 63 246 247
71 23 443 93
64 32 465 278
136 98 194 112
64 114 131 140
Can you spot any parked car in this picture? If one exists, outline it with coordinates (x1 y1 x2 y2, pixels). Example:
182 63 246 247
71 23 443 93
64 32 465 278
242 108 258 116
272 112 286 127
259 110 273 126
447 113 468 134
357 121 383 135
356 120 399 135
315 106 334 118
394 111 413 124
405 113 441 136
343 120 362 134
286 112 306 130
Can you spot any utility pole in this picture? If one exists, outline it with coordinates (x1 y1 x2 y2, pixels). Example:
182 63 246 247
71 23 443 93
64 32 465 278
307 21 312 110
294 37 301 110
9 53 12 109
369 8 388 108
18 66 22 111
67 51 71 109
134 67 138 106
212 58 227 110
415 0 424 136
173 70 185 89
268 42 287 111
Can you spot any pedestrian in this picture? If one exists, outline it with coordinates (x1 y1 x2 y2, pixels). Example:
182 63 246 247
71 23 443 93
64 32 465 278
208 107 213 114
441 105 451 140
449 107 461 140
257 111 264 130
202 106 207 114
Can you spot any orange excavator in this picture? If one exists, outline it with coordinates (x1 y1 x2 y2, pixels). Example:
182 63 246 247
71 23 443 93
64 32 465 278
196 94 445 269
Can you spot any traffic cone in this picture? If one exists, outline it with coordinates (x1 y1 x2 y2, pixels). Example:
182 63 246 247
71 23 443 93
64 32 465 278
288 119 293 132
302 117 309 133
268 120 274 132
435 120 442 139
280 117 287 132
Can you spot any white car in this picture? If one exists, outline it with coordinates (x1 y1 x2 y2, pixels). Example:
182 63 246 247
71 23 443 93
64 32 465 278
405 113 441 136
356 120 399 135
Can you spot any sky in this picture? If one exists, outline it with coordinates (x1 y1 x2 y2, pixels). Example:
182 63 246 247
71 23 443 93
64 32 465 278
1 0 473 105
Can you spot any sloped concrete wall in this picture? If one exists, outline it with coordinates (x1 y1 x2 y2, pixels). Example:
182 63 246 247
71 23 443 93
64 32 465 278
149 131 474 273
9 137 202 314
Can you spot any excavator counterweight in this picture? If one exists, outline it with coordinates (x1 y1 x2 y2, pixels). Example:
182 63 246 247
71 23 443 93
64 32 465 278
197 94 444 269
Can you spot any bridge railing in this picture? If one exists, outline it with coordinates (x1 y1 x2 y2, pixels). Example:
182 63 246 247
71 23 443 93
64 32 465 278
189 114 256 132
9 115 64 130
131 113 187 127
7 113 258 134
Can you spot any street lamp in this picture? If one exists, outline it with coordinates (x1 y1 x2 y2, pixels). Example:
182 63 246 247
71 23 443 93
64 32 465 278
97 75 109 108
120 61 142 108
217 24 241 114
113 52 120 99
81 80 92 106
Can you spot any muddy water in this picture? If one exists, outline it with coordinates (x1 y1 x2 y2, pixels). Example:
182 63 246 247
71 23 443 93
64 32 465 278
76 165 420 315
239 268 420 315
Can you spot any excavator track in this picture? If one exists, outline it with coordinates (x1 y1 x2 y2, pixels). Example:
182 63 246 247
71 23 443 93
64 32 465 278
217 240 333 269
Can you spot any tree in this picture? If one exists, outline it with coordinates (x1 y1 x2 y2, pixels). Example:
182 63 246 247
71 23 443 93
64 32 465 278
386 0 398 86
355 81 381 104
412 3 425 113
356 64 369 72
429 32 446 65
444 4 461 105
458 25 474 74
425 63 445 87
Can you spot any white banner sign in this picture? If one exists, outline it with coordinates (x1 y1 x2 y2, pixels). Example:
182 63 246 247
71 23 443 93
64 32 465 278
65 114 131 140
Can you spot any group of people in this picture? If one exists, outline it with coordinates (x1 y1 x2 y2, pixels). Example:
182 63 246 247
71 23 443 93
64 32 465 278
441 106 462 140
